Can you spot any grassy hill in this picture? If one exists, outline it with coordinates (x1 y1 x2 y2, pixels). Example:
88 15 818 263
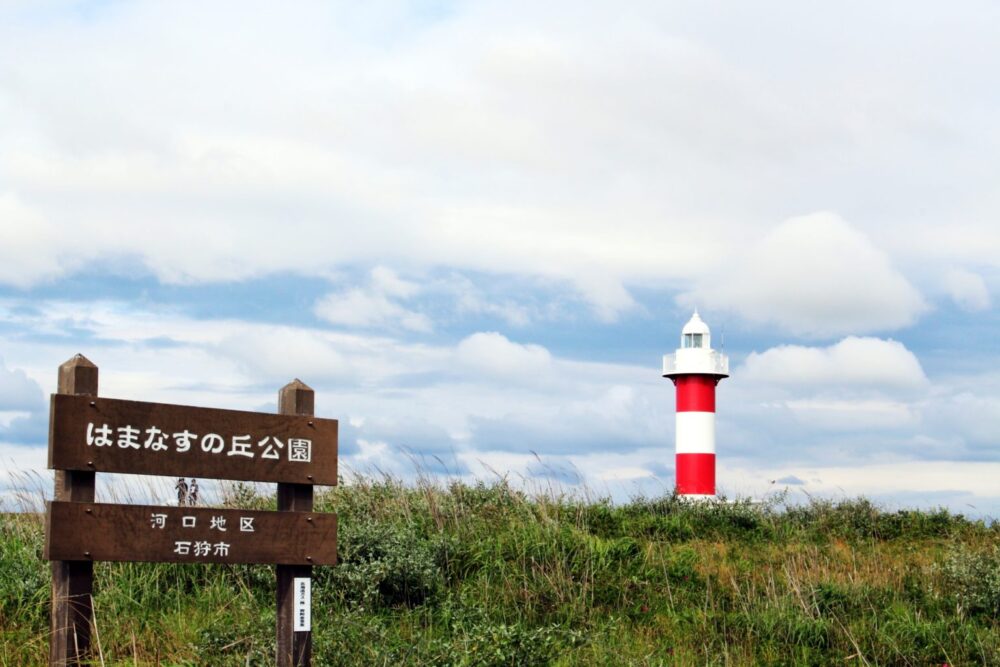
2 479 999 665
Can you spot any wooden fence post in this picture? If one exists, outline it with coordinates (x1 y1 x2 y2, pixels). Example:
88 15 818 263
276 379 314 667
50 354 98 666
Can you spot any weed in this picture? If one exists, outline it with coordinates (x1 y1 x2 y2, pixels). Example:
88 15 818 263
2 477 998 665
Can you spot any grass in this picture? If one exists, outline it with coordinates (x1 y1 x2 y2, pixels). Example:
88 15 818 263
2 477 999 665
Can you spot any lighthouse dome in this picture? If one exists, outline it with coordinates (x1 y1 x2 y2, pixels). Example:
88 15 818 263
680 311 711 349
682 311 710 335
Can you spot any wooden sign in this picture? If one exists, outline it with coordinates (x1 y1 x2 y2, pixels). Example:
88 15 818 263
48 394 338 485
45 357 333 667
45 502 337 565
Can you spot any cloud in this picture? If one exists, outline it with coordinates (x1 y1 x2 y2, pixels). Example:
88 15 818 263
457 296 531 328
216 326 355 384
468 383 666 454
5 1 1000 517
0 358 45 412
922 386 1000 456
370 266 420 299
5 291 1000 515
526 459 583 485
720 337 931 457
573 274 638 323
315 289 432 332
726 460 1000 511
775 475 804 485
455 332 552 380
0 358 47 447
5 2 996 322
314 267 432 332
0 410 48 447
596 467 654 482
347 415 462 458
739 337 928 392
446 275 533 327
944 268 991 312
782 398 918 431
682 213 927 336
0 194 69 288
643 460 674 479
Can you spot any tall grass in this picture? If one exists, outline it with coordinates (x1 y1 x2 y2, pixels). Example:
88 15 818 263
2 475 998 665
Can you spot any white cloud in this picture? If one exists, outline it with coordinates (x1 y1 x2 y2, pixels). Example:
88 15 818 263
370 266 420 299
446 275 533 327
0 193 69 287
723 460 1000 512
723 337 930 443
573 274 639 323
0 358 44 411
944 268 991 312
596 466 654 482
314 267 432 332
4 295 1000 515
739 337 928 392
315 289 432 332
782 398 918 431
458 296 531 328
4 1 1000 515
455 332 552 379
923 386 1000 451
682 213 927 336
3 3 997 318
216 326 354 384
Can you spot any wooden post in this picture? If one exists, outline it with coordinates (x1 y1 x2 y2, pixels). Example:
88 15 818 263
50 354 98 666
276 379 314 667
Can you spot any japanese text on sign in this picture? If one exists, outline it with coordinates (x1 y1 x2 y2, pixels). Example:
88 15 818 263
149 510 257 560
45 502 337 566
294 577 311 632
85 422 312 463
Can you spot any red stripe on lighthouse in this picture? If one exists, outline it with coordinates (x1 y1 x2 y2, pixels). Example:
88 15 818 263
675 375 717 412
676 453 715 495
675 374 717 496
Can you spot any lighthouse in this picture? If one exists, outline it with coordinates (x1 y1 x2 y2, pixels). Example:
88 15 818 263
662 311 729 498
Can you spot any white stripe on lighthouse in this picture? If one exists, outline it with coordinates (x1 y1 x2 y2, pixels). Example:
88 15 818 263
675 412 716 454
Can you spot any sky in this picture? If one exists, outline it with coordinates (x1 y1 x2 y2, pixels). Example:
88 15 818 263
1 1 999 517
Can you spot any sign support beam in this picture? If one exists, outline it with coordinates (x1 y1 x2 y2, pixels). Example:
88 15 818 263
50 354 97 667
276 379 315 667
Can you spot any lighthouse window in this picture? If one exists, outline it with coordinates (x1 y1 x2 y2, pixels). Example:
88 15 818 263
683 333 704 348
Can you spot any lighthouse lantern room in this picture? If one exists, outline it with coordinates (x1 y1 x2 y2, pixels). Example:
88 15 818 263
662 311 729 498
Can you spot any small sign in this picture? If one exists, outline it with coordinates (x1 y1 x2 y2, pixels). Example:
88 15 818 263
294 577 311 632
45 502 337 565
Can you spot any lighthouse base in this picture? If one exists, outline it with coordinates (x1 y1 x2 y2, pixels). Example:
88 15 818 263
675 452 715 496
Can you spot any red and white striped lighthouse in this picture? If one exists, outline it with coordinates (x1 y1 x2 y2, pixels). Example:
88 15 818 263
662 311 729 499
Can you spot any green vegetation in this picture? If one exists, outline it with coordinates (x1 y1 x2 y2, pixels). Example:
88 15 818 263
2 479 999 665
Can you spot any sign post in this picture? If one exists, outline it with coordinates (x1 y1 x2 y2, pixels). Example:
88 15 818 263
49 355 98 667
45 358 337 666
276 379 316 667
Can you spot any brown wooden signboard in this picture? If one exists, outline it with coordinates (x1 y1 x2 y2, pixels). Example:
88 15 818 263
45 502 337 565
49 394 338 485
45 356 334 667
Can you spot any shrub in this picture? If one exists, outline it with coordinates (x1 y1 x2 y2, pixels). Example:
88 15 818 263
939 544 1000 619
450 622 579 667
326 520 444 608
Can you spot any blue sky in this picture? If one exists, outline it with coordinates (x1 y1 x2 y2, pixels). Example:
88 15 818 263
1 1 999 516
